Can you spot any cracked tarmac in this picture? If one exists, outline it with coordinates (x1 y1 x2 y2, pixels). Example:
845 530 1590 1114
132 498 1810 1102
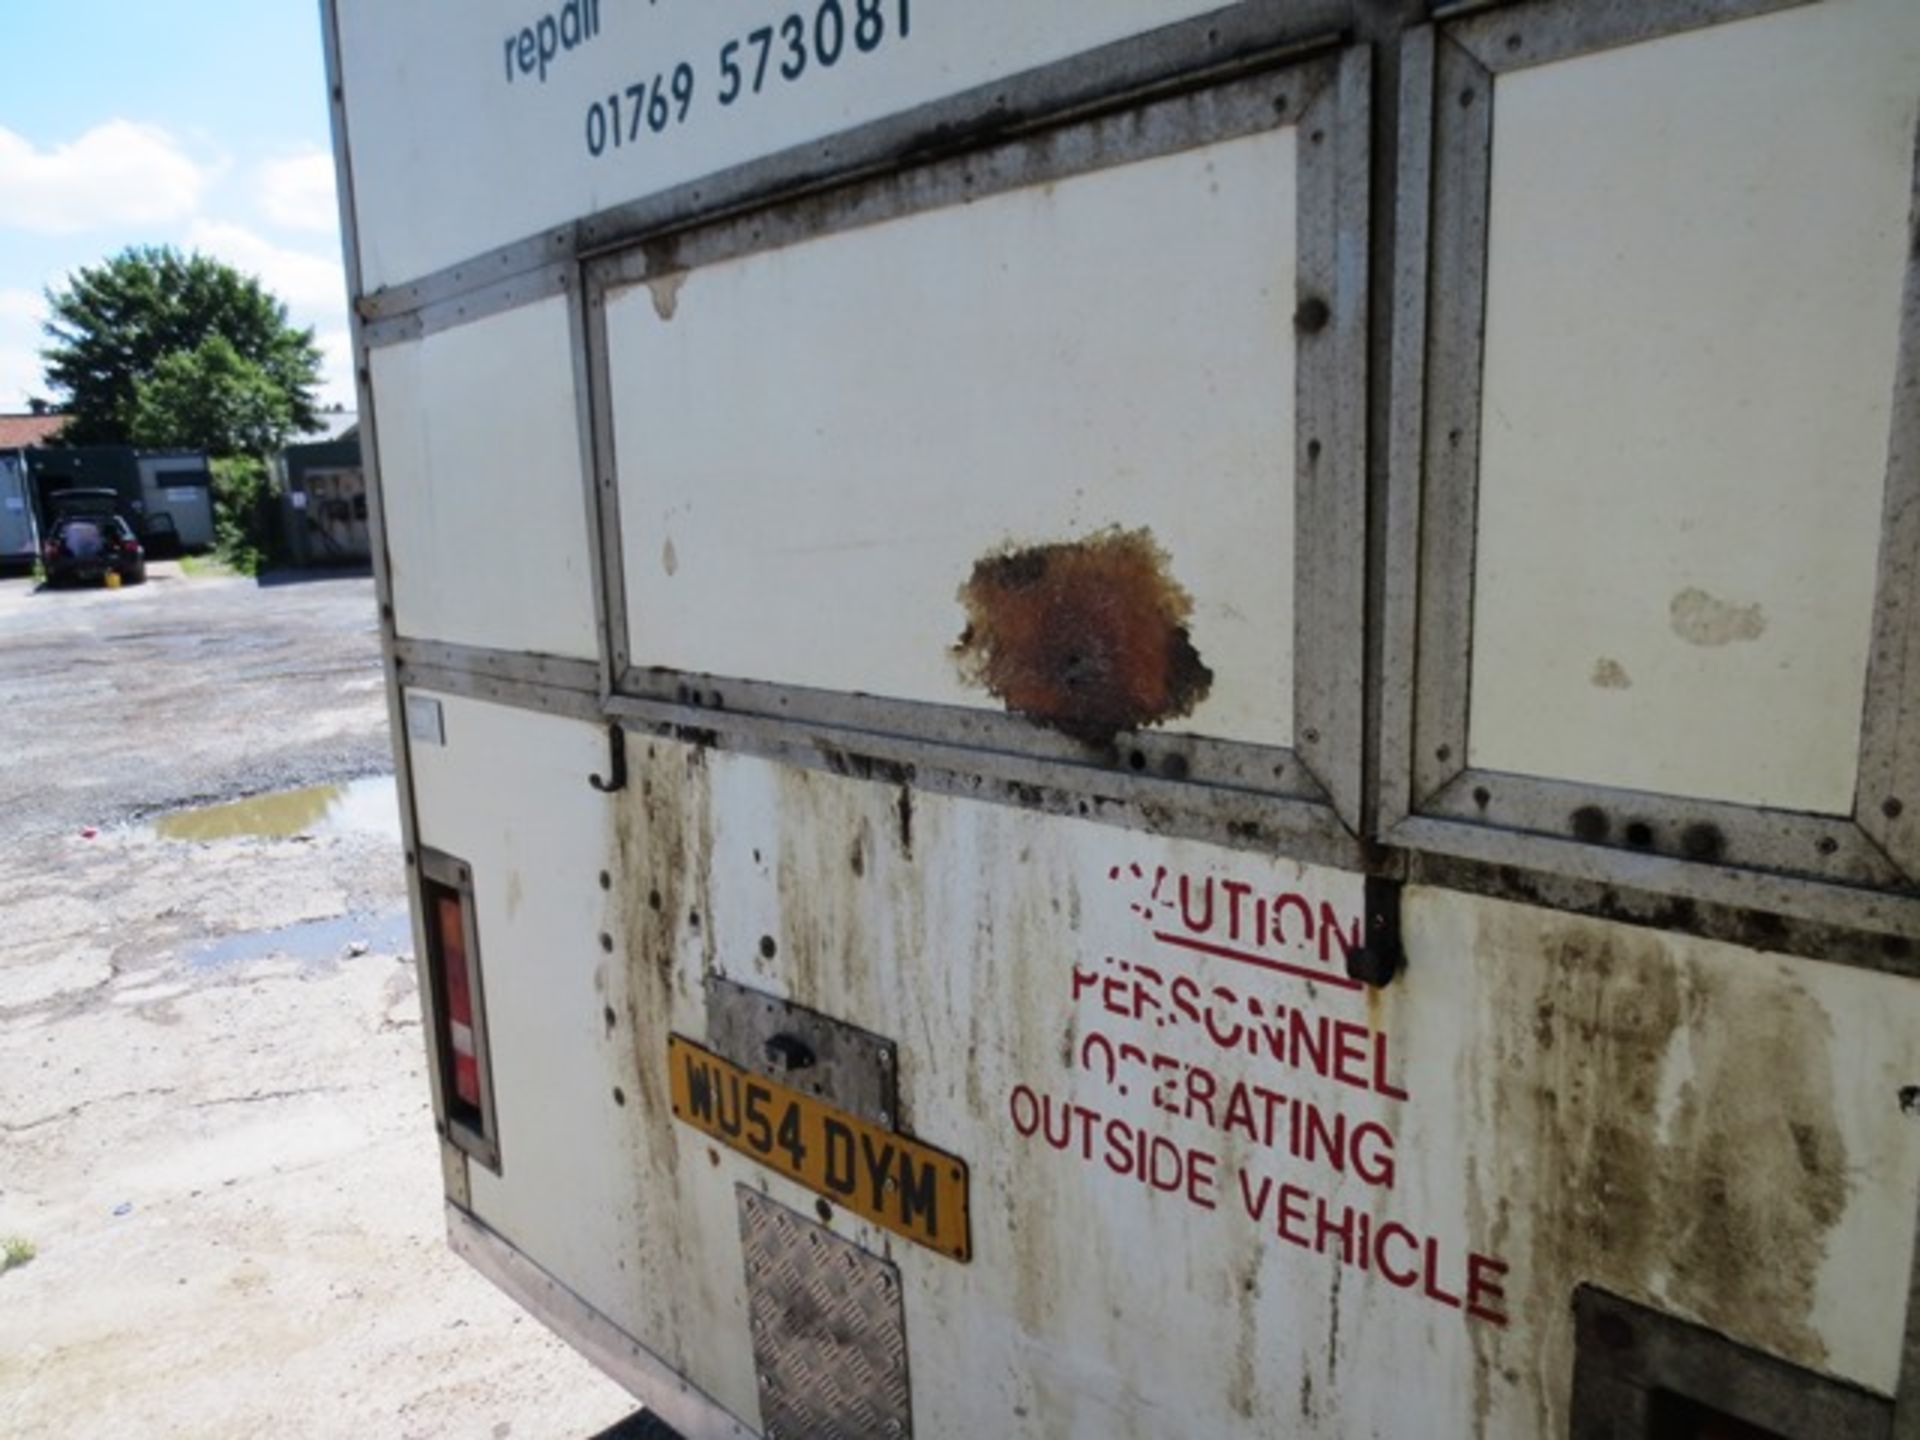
0 564 631 1438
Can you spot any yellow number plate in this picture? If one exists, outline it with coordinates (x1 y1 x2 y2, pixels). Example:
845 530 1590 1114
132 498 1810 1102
668 1035 971 1261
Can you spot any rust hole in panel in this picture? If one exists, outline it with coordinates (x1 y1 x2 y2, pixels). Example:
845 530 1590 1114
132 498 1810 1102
953 528 1213 747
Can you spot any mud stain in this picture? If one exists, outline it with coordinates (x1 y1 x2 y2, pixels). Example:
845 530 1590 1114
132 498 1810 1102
660 537 678 577
1589 657 1631 690
953 528 1212 747
1670 587 1766 647
647 270 688 322
773 766 879 1017
1466 901 1849 1434
612 740 718 1374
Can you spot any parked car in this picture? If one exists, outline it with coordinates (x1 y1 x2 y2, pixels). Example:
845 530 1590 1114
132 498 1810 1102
43 511 145 587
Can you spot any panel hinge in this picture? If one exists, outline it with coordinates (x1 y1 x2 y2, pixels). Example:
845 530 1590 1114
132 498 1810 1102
1346 875 1404 988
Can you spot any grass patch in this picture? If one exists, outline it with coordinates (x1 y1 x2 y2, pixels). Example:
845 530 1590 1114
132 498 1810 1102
1 1236 36 1274
178 553 239 578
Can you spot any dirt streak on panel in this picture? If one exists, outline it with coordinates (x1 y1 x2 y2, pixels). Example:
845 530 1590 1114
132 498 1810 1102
613 739 715 1374
1463 899 1847 1436
954 527 1213 747
774 765 880 1020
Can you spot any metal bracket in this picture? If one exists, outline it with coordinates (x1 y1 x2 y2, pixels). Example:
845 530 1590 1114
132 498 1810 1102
705 976 899 1128
1346 874 1405 987
589 720 627 793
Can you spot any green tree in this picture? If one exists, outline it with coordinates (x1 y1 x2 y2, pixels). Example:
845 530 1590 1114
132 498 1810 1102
42 246 321 452
129 335 297 457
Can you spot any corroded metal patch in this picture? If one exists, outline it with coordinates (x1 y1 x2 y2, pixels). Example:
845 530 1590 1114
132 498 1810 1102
738 1187 911 1440
953 527 1213 746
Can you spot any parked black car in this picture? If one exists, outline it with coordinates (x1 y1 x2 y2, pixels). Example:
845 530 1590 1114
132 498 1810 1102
43 510 146 587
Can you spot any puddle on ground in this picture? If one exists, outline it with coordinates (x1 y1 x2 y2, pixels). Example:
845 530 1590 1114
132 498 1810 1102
151 775 399 843
183 909 412 970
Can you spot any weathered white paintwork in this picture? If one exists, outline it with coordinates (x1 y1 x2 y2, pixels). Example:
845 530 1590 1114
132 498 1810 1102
372 298 599 660
608 128 1298 748
406 690 1920 1436
1468 0 1920 813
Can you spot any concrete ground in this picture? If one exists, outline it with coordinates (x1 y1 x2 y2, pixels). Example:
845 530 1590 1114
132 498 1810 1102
0 562 635 1437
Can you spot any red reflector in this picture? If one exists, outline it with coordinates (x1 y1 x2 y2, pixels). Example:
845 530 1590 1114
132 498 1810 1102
436 892 480 1108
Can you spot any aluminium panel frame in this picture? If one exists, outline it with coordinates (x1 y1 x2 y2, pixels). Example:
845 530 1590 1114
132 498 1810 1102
581 45 1375 864
1378 0 1920 934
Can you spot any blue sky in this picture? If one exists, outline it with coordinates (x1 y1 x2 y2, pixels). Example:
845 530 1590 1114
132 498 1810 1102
0 2 353 413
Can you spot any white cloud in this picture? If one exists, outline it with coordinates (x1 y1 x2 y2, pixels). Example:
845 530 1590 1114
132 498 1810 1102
0 288 47 409
186 220 347 316
0 122 209 234
315 328 356 411
258 150 342 235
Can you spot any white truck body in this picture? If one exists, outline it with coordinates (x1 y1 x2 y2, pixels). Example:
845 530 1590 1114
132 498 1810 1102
326 1 1920 1434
